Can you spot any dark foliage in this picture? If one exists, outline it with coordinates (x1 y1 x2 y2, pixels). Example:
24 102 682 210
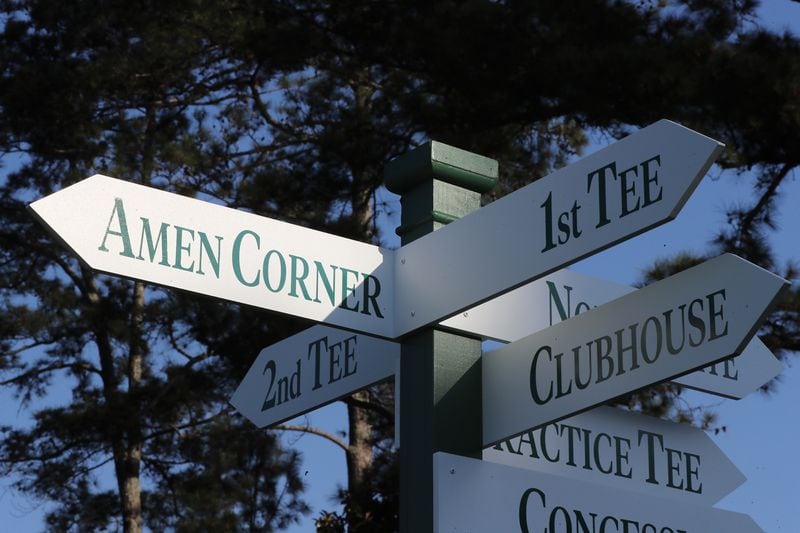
0 0 797 530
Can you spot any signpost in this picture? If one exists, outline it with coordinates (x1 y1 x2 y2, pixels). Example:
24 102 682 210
444 268 783 399
30 121 779 533
435 452 764 532
384 140 495 533
673 340 783 399
483 253 788 446
28 175 395 338
230 325 399 428
394 119 725 335
25 119 727 343
483 405 745 505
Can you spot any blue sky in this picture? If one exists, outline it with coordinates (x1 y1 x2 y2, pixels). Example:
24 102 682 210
3 1 800 531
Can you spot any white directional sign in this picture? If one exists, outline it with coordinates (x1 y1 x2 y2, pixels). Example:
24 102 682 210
395 119 724 335
435 452 763 533
440 268 634 341
673 339 783 399
230 325 399 428
483 405 745 505
482 253 788 446
443 268 782 399
29 175 395 338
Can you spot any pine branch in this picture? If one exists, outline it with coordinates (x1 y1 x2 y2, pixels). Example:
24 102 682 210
738 163 793 239
273 424 349 453
0 361 101 387
341 394 393 423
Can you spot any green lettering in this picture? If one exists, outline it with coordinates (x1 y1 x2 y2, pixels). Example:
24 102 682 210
587 162 617 229
136 218 170 266
263 249 286 293
232 230 260 287
546 281 571 325
618 164 641 217
361 273 384 318
640 316 663 364
313 261 337 305
685 452 702 494
539 424 560 462
530 346 554 405
595 334 615 382
559 423 583 467
307 336 327 391
343 335 358 377
339 268 360 312
641 155 663 207
687 298 706 347
289 254 311 300
173 225 195 272
638 429 665 486
594 432 614 474
707 289 728 341
98 197 135 258
519 487 546 533
665 447 684 490
615 324 639 375
197 232 223 278
614 436 633 479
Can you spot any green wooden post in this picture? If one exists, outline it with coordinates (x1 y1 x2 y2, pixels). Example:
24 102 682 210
385 141 498 533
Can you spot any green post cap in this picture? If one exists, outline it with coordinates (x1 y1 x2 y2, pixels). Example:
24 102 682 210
390 141 489 533
384 140 498 195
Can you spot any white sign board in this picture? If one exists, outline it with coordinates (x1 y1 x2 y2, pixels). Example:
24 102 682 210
230 325 399 427
673 339 782 399
482 253 787 446
440 268 634 341
395 120 724 335
483 405 745 505
29 175 395 338
444 268 782 399
435 452 763 533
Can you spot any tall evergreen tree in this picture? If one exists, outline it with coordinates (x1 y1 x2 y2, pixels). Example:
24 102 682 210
0 1 798 531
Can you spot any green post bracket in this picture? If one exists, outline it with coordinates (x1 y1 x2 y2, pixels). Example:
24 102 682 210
385 140 498 533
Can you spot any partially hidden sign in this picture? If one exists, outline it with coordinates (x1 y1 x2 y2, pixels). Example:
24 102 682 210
482 253 788 446
435 452 763 533
443 268 782 399
483 405 745 506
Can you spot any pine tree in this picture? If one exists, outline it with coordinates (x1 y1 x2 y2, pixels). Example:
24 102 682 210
0 1 798 531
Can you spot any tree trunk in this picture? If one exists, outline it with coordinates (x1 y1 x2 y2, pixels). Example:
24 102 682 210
82 267 142 532
346 390 374 528
121 280 145 533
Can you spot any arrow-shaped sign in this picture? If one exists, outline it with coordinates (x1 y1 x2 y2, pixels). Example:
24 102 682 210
435 452 763 533
230 324 399 428
672 339 782 399
394 119 724 336
29 175 395 338
482 253 788 446
443 268 782 399
483 405 745 505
